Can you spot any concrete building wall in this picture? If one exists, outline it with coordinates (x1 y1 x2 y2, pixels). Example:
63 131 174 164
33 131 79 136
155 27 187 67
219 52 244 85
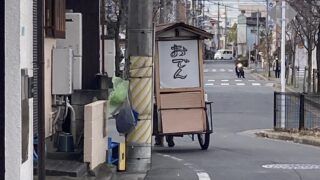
5 0 33 179
20 0 34 179
5 0 21 178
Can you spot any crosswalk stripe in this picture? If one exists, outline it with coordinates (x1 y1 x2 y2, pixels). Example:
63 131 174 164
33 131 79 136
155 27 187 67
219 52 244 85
236 83 246 86
252 83 261 86
205 83 214 86
248 80 256 82
204 69 209 72
208 80 215 82
221 80 229 82
235 79 242 82
212 69 217 72
220 69 226 72
221 83 229 86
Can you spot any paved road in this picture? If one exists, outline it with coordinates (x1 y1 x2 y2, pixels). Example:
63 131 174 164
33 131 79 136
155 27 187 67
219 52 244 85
146 60 320 180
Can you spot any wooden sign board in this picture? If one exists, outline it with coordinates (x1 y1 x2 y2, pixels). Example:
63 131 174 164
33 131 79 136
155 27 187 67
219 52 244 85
155 39 206 134
158 40 200 89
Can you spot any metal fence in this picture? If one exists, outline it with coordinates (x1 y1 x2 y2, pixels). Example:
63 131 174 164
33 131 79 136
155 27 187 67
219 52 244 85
274 92 320 130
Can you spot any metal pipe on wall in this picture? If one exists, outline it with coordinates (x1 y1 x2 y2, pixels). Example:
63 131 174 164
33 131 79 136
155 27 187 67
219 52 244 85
0 0 5 178
34 0 46 178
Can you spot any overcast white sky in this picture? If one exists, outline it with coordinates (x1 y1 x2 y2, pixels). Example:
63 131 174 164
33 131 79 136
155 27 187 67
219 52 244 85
204 0 267 18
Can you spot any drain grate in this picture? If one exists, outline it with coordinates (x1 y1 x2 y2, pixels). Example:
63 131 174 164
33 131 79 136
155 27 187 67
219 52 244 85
262 164 320 170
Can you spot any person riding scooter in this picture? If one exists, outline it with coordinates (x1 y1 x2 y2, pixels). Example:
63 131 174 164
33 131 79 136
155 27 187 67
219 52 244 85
236 61 245 78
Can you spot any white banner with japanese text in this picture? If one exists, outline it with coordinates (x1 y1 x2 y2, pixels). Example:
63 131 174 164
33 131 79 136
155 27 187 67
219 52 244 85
158 40 200 89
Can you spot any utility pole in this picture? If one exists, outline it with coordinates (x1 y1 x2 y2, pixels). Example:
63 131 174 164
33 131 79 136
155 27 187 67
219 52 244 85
127 0 153 172
266 0 271 77
160 0 166 24
192 0 196 26
217 3 220 50
256 11 259 67
224 5 227 49
281 0 286 128
202 0 205 29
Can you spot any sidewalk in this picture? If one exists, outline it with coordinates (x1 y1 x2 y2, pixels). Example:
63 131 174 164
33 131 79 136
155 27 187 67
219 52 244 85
250 67 301 93
107 118 148 180
34 118 146 180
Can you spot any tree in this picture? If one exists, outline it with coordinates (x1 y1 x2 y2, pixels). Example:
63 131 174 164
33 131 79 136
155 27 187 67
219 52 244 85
287 0 320 92
285 21 299 85
105 0 128 77
228 23 237 44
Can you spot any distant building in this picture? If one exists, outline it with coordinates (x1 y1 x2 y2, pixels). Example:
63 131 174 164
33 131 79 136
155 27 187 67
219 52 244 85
237 11 266 57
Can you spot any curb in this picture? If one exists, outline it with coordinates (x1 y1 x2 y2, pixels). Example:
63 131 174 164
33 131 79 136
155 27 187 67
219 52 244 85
256 130 320 147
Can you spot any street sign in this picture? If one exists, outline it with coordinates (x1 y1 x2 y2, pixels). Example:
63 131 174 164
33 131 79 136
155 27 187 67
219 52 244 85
269 4 297 26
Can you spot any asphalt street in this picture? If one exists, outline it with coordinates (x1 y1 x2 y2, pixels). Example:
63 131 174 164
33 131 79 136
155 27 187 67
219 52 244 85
145 60 320 180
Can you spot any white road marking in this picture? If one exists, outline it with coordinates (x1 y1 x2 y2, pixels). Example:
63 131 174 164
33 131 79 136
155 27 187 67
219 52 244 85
236 83 246 86
228 69 233 72
248 80 256 82
161 154 183 162
265 83 274 87
159 153 211 180
205 83 214 86
204 69 209 73
220 69 226 72
221 83 229 86
197 172 211 180
208 80 215 82
252 83 261 86
212 69 217 72
235 79 243 82
221 80 229 82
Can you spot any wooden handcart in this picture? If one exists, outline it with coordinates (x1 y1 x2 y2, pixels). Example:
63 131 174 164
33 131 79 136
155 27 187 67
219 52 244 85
153 23 213 150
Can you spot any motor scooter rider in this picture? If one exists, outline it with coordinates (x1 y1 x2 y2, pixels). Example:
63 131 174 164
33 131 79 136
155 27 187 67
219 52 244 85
236 61 245 78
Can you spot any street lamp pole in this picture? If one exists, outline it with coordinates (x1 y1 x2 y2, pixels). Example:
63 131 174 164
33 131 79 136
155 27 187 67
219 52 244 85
281 0 286 128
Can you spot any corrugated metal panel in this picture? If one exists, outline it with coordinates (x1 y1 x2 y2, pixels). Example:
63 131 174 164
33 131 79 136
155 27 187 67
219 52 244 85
33 0 38 136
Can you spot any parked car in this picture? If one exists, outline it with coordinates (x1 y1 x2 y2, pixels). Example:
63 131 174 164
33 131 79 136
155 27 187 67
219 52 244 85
214 49 233 60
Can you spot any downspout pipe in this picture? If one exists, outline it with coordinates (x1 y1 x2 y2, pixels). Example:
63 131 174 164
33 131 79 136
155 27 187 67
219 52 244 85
36 0 46 179
66 103 76 146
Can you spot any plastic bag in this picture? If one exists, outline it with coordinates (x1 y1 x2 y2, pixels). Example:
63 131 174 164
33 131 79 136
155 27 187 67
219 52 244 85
109 77 129 112
114 97 138 134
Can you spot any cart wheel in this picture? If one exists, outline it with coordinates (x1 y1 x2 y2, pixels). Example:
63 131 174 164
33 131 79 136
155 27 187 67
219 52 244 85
197 133 210 150
166 136 175 147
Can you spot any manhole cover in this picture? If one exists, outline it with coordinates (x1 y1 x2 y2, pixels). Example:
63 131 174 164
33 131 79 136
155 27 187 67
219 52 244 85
262 164 320 170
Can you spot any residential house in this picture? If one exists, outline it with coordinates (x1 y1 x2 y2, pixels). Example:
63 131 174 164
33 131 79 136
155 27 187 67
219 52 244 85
2 0 110 179
237 11 266 57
